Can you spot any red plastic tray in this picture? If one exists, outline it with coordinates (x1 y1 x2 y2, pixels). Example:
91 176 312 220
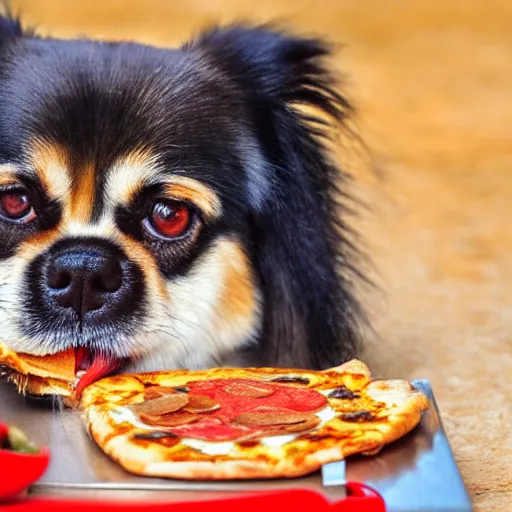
1 485 385 512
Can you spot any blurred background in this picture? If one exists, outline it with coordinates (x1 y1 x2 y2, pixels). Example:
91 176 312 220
8 0 512 509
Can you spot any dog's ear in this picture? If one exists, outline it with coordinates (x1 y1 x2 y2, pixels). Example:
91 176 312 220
0 11 24 48
186 25 365 369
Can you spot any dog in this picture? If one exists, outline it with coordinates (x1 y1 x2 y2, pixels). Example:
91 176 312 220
0 12 364 383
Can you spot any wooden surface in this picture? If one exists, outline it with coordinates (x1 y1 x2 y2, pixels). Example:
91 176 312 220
9 0 512 509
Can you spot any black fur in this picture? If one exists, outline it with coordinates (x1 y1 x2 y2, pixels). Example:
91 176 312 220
190 26 363 368
0 15 364 369
0 9 22 45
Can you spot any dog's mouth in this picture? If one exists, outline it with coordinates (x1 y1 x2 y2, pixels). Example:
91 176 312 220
74 347 125 396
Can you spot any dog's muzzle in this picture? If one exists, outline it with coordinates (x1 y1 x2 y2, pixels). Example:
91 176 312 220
42 238 138 322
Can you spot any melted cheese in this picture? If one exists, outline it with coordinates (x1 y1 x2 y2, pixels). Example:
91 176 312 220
366 380 411 407
261 434 297 448
316 407 336 423
183 439 234 455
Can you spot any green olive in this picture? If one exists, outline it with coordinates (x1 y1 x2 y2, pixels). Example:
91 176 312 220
6 426 40 454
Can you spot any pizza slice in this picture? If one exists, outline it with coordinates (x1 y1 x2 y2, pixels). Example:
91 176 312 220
0 343 75 397
0 343 123 402
81 360 429 480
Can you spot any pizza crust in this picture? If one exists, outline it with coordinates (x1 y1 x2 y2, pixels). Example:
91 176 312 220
82 362 429 480
7 373 73 397
144 445 346 480
0 343 75 397
87 408 347 479
341 379 429 455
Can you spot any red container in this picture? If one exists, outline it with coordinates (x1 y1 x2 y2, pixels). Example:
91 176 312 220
0 423 50 501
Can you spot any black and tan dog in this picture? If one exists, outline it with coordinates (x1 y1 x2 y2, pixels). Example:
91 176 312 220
0 13 364 385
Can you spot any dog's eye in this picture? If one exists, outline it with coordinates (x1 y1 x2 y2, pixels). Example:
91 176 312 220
0 189 37 223
148 202 192 239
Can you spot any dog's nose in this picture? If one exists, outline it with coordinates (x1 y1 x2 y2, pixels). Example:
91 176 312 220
45 247 123 318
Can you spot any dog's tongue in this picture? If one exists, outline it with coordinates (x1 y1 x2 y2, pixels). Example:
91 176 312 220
74 348 124 397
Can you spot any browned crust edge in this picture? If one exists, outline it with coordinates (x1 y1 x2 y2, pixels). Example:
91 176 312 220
0 343 74 397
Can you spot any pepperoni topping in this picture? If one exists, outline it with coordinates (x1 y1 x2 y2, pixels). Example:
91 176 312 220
233 407 309 426
143 386 190 400
245 414 321 439
139 411 200 427
135 378 327 443
131 394 189 416
187 378 326 422
172 418 253 442
277 415 320 433
183 395 220 413
224 381 275 398
143 387 175 401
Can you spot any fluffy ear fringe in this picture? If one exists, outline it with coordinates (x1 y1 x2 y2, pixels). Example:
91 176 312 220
0 4 24 46
184 23 351 118
188 24 366 369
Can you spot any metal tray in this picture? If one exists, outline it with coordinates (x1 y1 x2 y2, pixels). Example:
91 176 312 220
0 379 473 511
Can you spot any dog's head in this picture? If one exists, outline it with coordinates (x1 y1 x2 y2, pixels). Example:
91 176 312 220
0 16 362 379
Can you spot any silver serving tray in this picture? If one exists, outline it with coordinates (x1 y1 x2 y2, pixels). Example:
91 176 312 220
0 379 473 511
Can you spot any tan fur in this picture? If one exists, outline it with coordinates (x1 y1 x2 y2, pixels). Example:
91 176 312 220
217 244 257 319
117 232 169 301
156 237 260 371
162 177 222 220
212 241 260 346
105 150 158 206
16 229 60 261
33 141 95 222
30 141 72 202
0 164 23 186
70 163 96 222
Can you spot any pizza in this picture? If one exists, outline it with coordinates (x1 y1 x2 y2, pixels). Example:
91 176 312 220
0 344 120 405
0 344 429 481
0 343 75 397
81 360 429 480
